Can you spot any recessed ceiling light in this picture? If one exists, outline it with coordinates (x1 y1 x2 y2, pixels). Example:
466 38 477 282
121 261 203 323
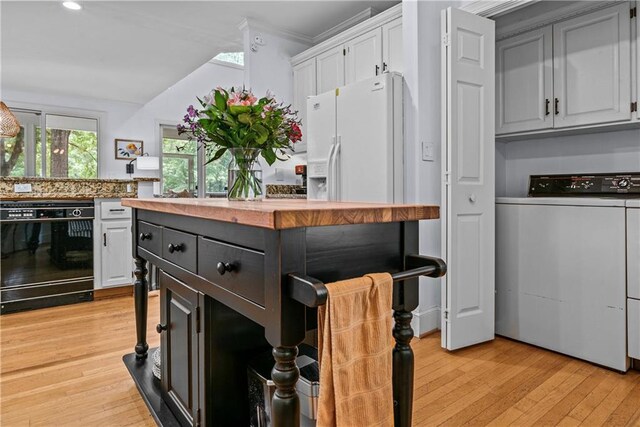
62 1 82 10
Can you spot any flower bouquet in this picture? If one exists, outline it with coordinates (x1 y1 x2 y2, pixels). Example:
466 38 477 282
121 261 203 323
178 87 302 200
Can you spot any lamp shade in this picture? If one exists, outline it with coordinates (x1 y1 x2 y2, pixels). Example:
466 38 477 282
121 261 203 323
0 102 20 138
136 156 159 170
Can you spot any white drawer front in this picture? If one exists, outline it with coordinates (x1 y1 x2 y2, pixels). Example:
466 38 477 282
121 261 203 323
101 201 132 220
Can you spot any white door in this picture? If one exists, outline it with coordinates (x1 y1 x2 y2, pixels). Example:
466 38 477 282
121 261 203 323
345 27 383 85
337 75 396 203
317 46 345 94
553 3 631 128
441 7 495 350
306 91 336 200
292 58 317 152
382 18 403 74
101 220 132 288
496 26 553 134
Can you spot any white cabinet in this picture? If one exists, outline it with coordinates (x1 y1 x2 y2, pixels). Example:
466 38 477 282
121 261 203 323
100 220 132 288
345 27 382 85
553 3 631 128
628 208 640 300
94 199 132 289
317 46 345 94
496 26 553 134
629 298 640 359
292 58 317 151
382 18 403 74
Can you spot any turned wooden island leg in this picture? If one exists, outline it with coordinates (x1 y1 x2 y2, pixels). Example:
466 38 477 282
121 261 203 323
392 309 415 427
271 346 300 427
133 256 149 360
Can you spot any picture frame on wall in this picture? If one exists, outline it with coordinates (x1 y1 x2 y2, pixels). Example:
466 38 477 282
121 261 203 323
115 139 144 160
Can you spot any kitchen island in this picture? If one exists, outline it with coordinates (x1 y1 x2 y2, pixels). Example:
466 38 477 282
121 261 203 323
121 198 440 427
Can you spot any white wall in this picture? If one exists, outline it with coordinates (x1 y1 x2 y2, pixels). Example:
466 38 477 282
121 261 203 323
3 61 244 179
241 22 311 185
403 0 462 336
499 129 640 197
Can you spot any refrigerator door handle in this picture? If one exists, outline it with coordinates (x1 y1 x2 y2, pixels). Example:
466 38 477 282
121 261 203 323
333 136 342 201
326 139 336 200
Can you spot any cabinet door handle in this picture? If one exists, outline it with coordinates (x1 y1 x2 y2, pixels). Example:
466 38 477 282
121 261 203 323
375 64 380 76
382 62 388 72
103 233 107 247
109 208 125 212
139 232 152 241
156 323 167 333
216 262 235 276
167 243 184 253
545 99 550 116
555 98 559 115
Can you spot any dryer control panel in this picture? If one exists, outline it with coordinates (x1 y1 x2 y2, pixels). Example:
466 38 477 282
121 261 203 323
529 173 640 197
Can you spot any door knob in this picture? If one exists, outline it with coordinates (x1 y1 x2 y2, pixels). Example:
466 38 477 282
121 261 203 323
139 232 152 241
216 262 235 275
469 194 477 203
156 323 167 333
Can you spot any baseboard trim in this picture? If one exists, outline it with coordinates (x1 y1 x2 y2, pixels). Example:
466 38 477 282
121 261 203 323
411 306 441 337
94 285 133 300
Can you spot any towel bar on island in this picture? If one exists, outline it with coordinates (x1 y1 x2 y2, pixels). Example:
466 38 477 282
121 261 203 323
287 254 447 427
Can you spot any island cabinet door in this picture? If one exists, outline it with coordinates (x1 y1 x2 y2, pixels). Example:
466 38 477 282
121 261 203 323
160 270 201 427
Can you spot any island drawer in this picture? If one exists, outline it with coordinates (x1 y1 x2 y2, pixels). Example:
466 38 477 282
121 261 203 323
138 221 162 256
162 228 197 273
198 237 265 306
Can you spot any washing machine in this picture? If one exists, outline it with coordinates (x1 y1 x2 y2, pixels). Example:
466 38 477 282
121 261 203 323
496 173 640 372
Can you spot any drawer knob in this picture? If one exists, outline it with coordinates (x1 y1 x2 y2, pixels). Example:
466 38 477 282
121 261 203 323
156 323 167 333
167 243 184 253
139 232 152 241
216 262 235 275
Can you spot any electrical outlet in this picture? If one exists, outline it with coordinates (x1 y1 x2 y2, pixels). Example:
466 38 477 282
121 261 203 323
14 183 32 193
422 141 435 162
275 168 285 181
126 184 132 193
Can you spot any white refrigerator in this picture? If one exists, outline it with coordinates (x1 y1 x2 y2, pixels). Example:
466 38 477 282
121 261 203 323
306 73 403 203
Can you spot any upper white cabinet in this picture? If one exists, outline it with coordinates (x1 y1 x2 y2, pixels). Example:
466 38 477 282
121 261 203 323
292 58 317 150
382 18 403 74
496 26 553 134
345 27 383 84
496 2 636 137
292 4 402 127
553 3 630 127
316 47 345 94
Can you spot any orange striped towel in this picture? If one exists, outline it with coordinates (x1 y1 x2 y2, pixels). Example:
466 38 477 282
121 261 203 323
317 273 394 427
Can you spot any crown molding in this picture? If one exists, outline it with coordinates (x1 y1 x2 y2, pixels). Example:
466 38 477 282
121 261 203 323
291 3 402 66
460 0 539 18
238 17 313 46
312 7 379 44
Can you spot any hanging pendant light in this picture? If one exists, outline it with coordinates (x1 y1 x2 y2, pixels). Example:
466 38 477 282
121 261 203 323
0 102 21 138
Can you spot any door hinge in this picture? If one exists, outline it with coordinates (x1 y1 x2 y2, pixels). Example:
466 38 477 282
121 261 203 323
631 7 637 18
444 171 451 186
195 306 201 333
442 33 450 46
632 102 638 113
343 48 346 56
443 309 449 321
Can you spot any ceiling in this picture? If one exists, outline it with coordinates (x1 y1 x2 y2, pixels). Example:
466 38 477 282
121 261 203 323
1 1 399 105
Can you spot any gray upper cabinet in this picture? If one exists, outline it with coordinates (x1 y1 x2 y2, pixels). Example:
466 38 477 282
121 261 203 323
553 3 631 128
496 2 636 137
496 26 553 134
345 27 383 84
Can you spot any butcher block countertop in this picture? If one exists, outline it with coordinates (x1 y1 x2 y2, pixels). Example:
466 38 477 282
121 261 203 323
122 198 439 230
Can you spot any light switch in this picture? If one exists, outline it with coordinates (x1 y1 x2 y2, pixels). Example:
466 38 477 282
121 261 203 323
14 183 32 193
422 141 435 162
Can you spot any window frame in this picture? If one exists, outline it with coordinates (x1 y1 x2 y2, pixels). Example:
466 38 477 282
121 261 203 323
3 101 101 178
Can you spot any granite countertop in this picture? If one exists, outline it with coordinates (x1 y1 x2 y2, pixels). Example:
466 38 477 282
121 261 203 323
0 177 157 200
121 198 440 230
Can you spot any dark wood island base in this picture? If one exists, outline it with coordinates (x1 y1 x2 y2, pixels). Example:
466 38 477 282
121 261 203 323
122 199 441 427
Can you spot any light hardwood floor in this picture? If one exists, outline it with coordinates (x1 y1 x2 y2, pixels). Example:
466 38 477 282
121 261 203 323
1 295 639 426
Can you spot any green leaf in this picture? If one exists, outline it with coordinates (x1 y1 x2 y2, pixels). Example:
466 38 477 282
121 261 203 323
253 124 269 144
205 147 227 165
229 105 251 115
214 91 226 111
237 113 252 125
261 148 277 165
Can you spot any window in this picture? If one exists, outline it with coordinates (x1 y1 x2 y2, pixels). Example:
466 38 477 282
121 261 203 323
0 107 98 178
213 52 244 67
161 125 230 197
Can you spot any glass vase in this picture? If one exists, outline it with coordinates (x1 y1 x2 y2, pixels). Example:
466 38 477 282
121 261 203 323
227 148 263 201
